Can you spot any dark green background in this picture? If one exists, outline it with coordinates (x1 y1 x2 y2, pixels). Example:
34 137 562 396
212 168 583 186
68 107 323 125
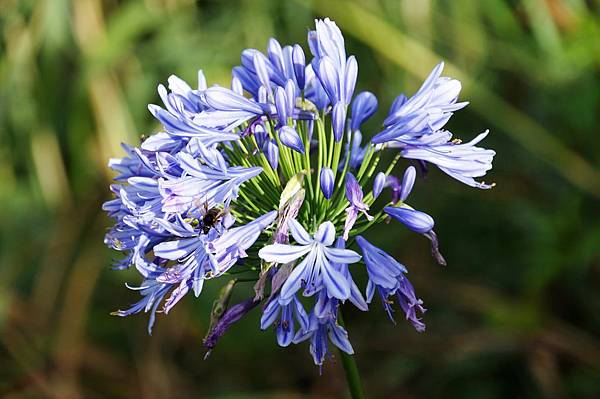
1 0 599 398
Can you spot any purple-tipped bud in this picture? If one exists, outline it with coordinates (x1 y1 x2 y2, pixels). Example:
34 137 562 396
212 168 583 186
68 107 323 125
292 44 306 89
332 102 346 142
279 126 305 154
400 166 416 202
320 167 335 199
203 297 261 354
351 91 378 131
384 206 434 234
373 172 385 200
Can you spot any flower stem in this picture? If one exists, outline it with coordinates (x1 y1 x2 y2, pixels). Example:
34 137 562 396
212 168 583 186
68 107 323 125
338 313 366 399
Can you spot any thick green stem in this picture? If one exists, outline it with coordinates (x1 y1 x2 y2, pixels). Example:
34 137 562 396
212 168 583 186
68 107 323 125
338 312 366 399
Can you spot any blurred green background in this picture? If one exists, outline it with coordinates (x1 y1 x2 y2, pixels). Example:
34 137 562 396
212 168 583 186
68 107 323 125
1 0 600 398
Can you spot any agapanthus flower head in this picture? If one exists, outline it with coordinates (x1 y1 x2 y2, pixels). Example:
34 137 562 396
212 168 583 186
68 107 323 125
104 17 495 368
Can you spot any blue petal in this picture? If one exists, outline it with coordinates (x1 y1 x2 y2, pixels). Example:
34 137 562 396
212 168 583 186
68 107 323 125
288 219 313 245
314 221 336 246
204 87 263 114
328 322 354 354
260 299 280 330
280 253 312 302
323 247 361 264
258 243 311 264
318 250 350 300
292 44 306 89
153 238 200 260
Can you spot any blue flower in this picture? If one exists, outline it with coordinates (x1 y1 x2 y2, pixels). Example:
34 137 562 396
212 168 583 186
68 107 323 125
112 279 172 334
400 130 496 189
193 86 271 131
148 73 239 144
373 62 467 144
356 236 426 332
261 295 309 347
305 65 330 110
105 16 494 368
293 294 354 367
210 211 277 275
158 143 263 213
258 219 361 303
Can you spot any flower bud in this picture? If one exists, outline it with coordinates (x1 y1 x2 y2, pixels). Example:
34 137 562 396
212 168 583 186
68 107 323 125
351 91 378 131
320 167 334 199
400 166 416 202
373 172 385 200
344 56 358 104
275 86 288 124
279 126 305 154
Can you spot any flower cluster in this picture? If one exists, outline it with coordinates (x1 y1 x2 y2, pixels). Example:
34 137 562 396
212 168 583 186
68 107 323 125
104 18 495 367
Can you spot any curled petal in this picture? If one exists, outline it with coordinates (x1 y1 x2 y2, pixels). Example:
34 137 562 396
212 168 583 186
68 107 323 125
384 206 434 234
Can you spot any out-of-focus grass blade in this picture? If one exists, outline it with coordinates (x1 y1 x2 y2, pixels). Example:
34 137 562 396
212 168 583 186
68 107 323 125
301 0 600 197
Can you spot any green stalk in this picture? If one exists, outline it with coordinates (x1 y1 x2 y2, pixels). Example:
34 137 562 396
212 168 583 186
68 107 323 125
338 312 366 399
